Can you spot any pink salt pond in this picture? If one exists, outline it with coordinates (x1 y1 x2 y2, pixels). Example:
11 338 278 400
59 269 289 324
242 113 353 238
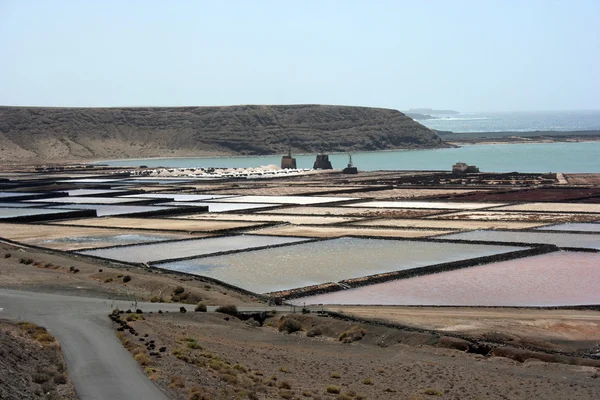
293 252 600 307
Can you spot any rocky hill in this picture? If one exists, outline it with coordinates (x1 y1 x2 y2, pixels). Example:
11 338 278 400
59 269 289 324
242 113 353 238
0 105 448 162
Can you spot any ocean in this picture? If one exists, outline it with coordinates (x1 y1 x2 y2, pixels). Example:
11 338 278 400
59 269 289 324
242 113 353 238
418 110 600 133
100 141 600 173
99 110 600 173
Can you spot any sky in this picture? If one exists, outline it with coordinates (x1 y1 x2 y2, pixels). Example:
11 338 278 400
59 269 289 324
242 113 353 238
0 0 598 112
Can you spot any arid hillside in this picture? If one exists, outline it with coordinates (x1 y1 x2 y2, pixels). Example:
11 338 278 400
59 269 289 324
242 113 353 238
0 105 447 162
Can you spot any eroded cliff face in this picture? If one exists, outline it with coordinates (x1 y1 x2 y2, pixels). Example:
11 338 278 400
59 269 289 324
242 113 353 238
0 105 448 162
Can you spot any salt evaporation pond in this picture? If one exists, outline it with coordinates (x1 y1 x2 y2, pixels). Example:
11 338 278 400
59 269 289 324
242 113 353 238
291 252 600 307
78 235 308 263
41 234 179 248
47 204 179 217
536 223 600 233
436 230 600 249
122 193 234 201
0 207 83 219
25 196 151 205
157 238 526 294
161 202 281 213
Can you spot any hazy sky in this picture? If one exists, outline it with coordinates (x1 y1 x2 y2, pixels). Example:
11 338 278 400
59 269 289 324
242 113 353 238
1 0 598 112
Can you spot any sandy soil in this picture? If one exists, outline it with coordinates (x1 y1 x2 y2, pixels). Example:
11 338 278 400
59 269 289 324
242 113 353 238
0 222 201 250
116 312 600 400
0 242 260 306
247 225 451 238
326 188 490 199
328 306 600 351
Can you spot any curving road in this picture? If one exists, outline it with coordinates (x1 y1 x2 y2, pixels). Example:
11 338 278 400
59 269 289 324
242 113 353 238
0 289 298 400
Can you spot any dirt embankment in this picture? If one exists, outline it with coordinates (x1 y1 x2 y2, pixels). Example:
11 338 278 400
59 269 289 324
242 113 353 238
0 105 447 162
0 320 78 400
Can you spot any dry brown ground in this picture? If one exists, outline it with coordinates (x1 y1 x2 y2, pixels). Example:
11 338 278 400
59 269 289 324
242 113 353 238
0 320 78 400
328 306 600 353
0 242 259 306
117 312 600 400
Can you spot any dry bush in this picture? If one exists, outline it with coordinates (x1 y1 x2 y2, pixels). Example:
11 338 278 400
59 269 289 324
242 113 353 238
278 317 302 334
174 286 185 295
134 353 152 366
279 381 292 389
326 385 341 394
215 304 238 317
338 326 367 343
194 302 207 312
306 327 322 337
123 275 132 283
169 375 186 388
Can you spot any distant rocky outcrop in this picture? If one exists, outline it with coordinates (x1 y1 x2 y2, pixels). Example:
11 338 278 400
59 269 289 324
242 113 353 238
0 105 449 162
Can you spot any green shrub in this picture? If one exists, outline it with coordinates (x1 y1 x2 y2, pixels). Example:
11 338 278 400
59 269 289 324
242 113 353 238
330 371 341 379
362 378 373 385
424 388 443 396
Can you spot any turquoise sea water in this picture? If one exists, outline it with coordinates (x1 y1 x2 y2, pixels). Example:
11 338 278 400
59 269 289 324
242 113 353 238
99 141 600 173
419 110 600 133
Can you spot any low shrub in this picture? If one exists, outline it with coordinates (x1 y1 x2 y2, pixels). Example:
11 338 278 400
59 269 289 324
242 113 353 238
169 375 186 388
53 374 67 385
362 378 373 385
306 327 322 337
174 286 185 295
326 385 341 394
122 275 132 283
215 304 238 317
279 381 292 389
278 317 302 334
4 253 11 258
104 278 113 283
194 302 207 312
134 353 152 366
330 371 341 379
32 373 50 384
150 296 164 303
338 326 367 343
424 388 443 396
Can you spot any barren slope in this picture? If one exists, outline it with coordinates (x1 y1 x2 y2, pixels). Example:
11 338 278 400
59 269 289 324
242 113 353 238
0 105 447 162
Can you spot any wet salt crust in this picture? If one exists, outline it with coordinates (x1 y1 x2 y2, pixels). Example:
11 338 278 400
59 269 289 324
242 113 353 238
157 237 526 293
78 235 307 263
291 252 600 307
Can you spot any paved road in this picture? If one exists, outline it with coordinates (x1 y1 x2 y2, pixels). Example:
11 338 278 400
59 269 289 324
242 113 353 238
0 289 302 400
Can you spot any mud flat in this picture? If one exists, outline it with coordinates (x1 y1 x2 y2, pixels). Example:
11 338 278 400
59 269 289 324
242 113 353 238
292 252 600 306
0 222 199 250
350 218 546 230
51 217 266 232
247 225 452 238
172 213 362 225
427 210 600 222
79 235 308 264
344 200 506 210
327 188 491 199
436 230 600 249
156 237 526 293
257 206 443 218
